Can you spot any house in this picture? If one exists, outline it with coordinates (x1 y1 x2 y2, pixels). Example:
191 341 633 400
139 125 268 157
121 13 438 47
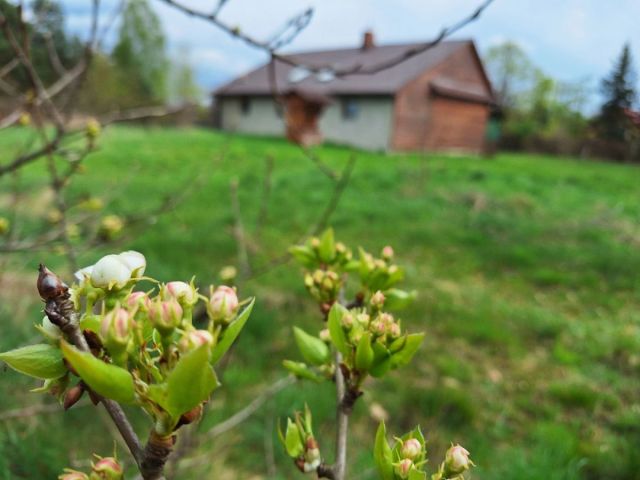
213 32 495 153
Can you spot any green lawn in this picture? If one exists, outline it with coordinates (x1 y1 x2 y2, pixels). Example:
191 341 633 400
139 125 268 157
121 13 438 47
1 126 640 479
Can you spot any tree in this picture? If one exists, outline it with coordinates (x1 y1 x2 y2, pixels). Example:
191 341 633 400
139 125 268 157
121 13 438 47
483 41 536 110
112 0 168 105
597 43 637 141
168 45 200 105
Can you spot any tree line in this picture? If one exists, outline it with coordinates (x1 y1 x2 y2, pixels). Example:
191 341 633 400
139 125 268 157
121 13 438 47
0 0 199 114
484 41 639 161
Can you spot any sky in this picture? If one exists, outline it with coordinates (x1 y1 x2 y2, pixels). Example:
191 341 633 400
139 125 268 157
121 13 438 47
59 0 640 109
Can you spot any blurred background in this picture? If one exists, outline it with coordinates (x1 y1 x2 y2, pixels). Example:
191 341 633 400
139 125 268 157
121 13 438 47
0 0 639 478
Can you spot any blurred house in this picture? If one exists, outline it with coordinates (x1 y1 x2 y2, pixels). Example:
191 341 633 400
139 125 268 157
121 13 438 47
213 32 494 153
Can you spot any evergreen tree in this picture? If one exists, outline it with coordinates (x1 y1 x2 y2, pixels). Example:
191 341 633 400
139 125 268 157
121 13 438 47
112 0 168 105
597 43 637 141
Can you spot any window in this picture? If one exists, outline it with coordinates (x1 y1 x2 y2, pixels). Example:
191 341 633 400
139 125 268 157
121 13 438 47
240 96 251 115
341 97 359 120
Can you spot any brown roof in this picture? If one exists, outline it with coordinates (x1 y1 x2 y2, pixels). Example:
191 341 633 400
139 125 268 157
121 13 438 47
215 39 477 97
430 77 493 104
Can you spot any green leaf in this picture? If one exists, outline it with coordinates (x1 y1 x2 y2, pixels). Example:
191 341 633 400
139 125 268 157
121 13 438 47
374 422 394 480
328 303 350 356
148 345 219 419
285 418 304 457
60 341 135 403
408 468 427 480
318 228 335 263
390 333 425 368
289 245 317 268
282 360 324 382
293 327 330 365
355 332 374 372
210 298 254 365
383 289 417 310
0 344 66 380
369 342 392 378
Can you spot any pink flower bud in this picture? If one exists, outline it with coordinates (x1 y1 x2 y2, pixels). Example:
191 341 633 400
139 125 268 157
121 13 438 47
341 313 354 329
92 456 123 479
148 300 183 335
165 281 196 305
58 470 89 480
445 444 472 475
394 458 413 478
370 320 386 336
100 308 131 346
401 438 422 460
387 322 401 338
382 245 394 260
208 286 239 321
370 290 385 308
127 291 149 309
319 328 331 342
179 329 214 353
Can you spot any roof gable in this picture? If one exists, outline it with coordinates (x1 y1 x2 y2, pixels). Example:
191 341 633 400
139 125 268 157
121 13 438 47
215 40 472 97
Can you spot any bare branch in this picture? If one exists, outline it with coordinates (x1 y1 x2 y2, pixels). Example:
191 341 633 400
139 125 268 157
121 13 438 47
204 375 295 440
157 0 494 78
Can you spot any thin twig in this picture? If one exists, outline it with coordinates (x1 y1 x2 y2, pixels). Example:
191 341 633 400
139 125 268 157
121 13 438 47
205 375 295 440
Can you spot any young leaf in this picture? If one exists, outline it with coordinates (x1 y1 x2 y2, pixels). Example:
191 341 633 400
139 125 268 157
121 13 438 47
390 333 425 368
328 303 350 356
289 245 317 268
293 327 329 365
285 418 304 457
369 342 392 378
408 469 427 480
383 289 417 310
355 332 374 372
148 344 219 419
282 360 324 382
0 344 66 379
374 422 394 480
210 298 254 365
60 340 135 403
318 228 335 263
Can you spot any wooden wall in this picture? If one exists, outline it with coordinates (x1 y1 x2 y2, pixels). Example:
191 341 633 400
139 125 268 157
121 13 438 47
391 43 492 153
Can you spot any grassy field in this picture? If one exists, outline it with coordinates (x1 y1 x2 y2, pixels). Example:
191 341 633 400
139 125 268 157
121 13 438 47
1 126 640 479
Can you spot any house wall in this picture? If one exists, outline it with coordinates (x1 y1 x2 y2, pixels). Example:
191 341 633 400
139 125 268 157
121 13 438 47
423 97 488 153
392 43 492 152
319 96 394 151
219 96 284 136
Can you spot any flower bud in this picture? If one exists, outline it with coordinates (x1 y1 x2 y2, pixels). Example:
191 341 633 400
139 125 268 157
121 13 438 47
178 329 214 353
37 264 67 301
370 290 385 308
164 281 197 306
401 438 422 460
126 291 149 310
100 308 132 346
370 320 386 336
310 237 320 249
18 112 31 127
64 383 85 411
335 242 346 254
148 300 183 336
86 118 101 139
356 313 370 326
91 255 132 289
58 470 89 480
91 456 123 479
219 265 237 283
304 274 314 288
319 329 331 342
98 215 124 241
387 322 401 338
444 444 472 476
0 216 9 235
341 313 354 330
117 251 146 277
394 458 414 479
382 245 394 260
208 286 239 322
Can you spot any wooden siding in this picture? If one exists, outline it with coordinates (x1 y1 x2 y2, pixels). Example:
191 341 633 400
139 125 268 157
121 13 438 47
391 43 492 152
